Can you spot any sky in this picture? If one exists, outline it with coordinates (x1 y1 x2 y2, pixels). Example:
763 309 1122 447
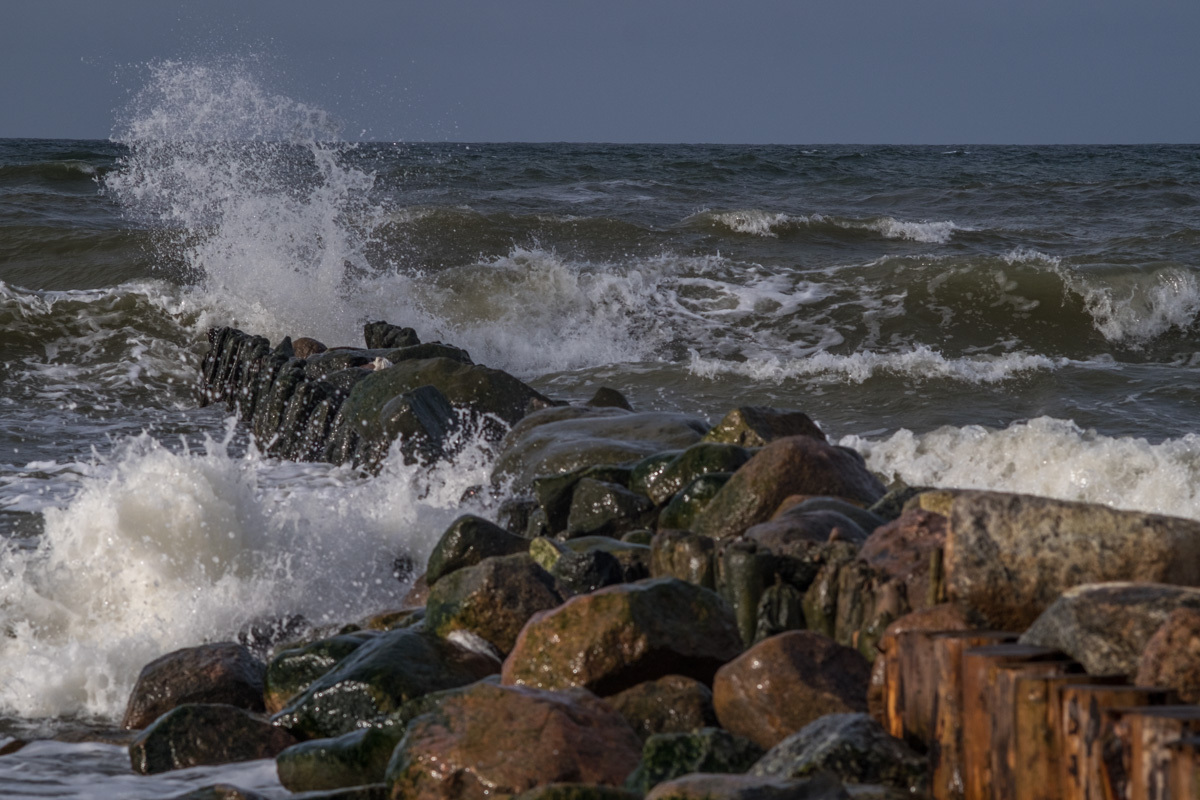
2 0 1198 144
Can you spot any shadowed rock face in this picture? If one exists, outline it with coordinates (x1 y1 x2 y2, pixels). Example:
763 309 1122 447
384 682 642 800
129 703 296 775
946 491 1200 631
607 675 718 741
122 642 266 730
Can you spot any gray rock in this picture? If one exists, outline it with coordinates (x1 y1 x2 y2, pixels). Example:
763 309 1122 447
426 514 531 586
625 727 765 794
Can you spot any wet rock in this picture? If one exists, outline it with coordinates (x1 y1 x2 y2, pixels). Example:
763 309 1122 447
750 713 927 793
713 631 871 749
945 491 1200 630
645 773 850 800
718 540 776 647
625 727 765 794
493 407 708 490
265 631 378 714
1135 607 1200 703
650 530 717 590
800 543 862 639
702 407 827 448
778 497 885 536
857 508 948 615
658 473 733 532
384 682 642 800
530 535 652 581
363 321 419 350
608 675 718 741
425 514 531 586
273 626 499 739
293 337 328 359
693 438 886 540
122 642 266 730
534 464 634 535
754 577 807 643
166 785 274 800
276 726 403 793
129 703 296 774
552 548 626 595
514 786 642 800
1019 582 1200 676
587 387 634 411
867 486 930 522
425 553 563 655
640 443 753 506
503 577 743 696
370 384 460 466
745 509 871 554
566 478 657 539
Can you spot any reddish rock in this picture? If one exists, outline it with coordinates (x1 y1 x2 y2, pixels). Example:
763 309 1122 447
502 578 743 696
713 631 871 750
292 337 328 359
122 642 265 730
1135 607 1200 702
746 509 871 556
857 508 948 614
693 438 885 540
607 674 718 740
402 573 430 606
644 773 847 800
384 682 642 800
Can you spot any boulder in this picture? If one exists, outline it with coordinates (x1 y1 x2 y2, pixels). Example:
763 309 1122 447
856 508 948 614
945 491 1200 630
273 626 499 739
363 321 420 350
265 631 378 714
658 473 733 532
586 387 634 411
750 713 927 793
502 578 743 696
566 478 657 539
529 535 651 582
551 548 627 596
515 786 641 800
1135 607 1200 703
701 407 827 448
713 631 871 749
645 773 849 800
292 337 328 359
128 703 296 774
384 682 642 800
166 785 275 800
276 726 403 793
650 530 717 590
608 675 718 741
425 515 531 586
534 465 634 534
625 728 765 794
693 438 886 540
371 384 460 466
493 407 708 490
425 553 563 655
122 642 266 730
1019 582 1200 676
639 443 753 506
745 509 870 553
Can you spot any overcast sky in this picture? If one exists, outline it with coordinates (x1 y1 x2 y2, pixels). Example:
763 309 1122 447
2 0 1198 144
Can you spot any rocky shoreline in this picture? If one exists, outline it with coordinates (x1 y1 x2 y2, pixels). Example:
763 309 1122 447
21 321 1200 799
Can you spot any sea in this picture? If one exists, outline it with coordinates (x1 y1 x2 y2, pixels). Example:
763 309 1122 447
2 60 1199 797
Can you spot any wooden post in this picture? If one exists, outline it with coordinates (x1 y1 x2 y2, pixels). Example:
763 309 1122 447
1059 685 1174 800
1166 735 1200 800
1011 674 1126 800
897 627 951 744
930 631 1018 800
1116 707 1200 800
989 659 1082 799
961 643 1064 800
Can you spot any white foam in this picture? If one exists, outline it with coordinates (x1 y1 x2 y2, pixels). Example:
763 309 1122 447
861 217 960 244
687 344 1061 385
705 209 797 237
843 416 1200 520
0 424 495 720
1069 266 1200 344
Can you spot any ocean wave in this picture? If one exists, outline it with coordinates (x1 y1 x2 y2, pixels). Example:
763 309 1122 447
692 209 963 243
1066 265 1200 344
686 344 1062 385
843 416 1200 520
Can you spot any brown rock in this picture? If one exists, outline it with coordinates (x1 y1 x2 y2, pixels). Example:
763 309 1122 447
122 642 265 730
502 578 743 696
384 682 642 800
402 573 430 606
645 773 849 800
129 703 295 774
693 438 886 540
1136 607 1200 702
701 407 827 448
713 631 871 750
746 509 871 554
946 490 1200 631
607 675 718 741
292 337 328 359
857 508 948 614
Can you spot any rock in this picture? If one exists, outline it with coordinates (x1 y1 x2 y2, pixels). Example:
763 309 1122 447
1135 607 1200 703
608 675 718 741
800 543 862 639
166 785 275 800
534 465 634 535
425 553 563 655
867 486 930 522
745 509 871 553
384 682 642 800
945 491 1200 630
645 773 850 800
750 713 927 793
128 703 296 774
502 578 743 696
370 384 460 467
713 631 871 749
273 626 499 739
122 642 266 730
1019 582 1200 676
650 530 717 590
551 548 627 595
276 726 403 793
702 407 827 447
693 438 886 540
856 508 948 614
566 478 657 539
658 473 733 532
493 407 708 490
640 443 753 506
425 515 531 586
625 727 765 794
265 631 378 714
530 535 652 581
514 786 642 800
363 321 420 350
292 337 328 359
587 387 634 411
753 578 807 643
775 497 885 536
